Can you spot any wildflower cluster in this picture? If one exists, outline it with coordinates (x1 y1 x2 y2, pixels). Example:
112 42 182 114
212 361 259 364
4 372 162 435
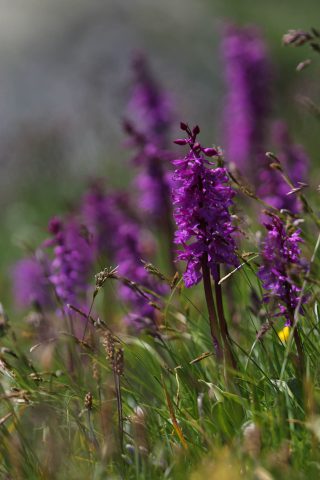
10 27 314 373
5 18 320 480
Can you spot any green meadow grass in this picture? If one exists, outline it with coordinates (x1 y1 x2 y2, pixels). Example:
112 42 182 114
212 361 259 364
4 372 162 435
1 243 320 480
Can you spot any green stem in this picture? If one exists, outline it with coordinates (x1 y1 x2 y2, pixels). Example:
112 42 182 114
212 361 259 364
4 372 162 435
214 264 237 370
82 295 96 341
291 315 305 376
201 254 222 360
114 371 123 451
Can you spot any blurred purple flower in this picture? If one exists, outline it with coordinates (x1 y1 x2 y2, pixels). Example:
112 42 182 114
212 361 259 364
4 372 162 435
135 166 172 218
110 194 166 329
258 121 309 213
222 24 271 177
116 223 159 330
82 187 166 330
124 122 173 219
124 54 173 222
81 183 115 258
127 53 172 145
258 214 308 320
12 255 52 310
172 123 238 287
47 217 93 308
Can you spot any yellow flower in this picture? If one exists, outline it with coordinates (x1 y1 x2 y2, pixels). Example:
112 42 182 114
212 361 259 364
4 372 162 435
278 326 290 343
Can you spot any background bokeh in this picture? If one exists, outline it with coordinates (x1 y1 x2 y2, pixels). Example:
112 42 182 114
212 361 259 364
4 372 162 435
0 0 319 298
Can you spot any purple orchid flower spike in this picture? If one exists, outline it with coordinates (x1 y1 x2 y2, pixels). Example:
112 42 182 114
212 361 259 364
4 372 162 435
172 122 238 365
258 214 308 318
172 123 238 287
258 214 308 370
